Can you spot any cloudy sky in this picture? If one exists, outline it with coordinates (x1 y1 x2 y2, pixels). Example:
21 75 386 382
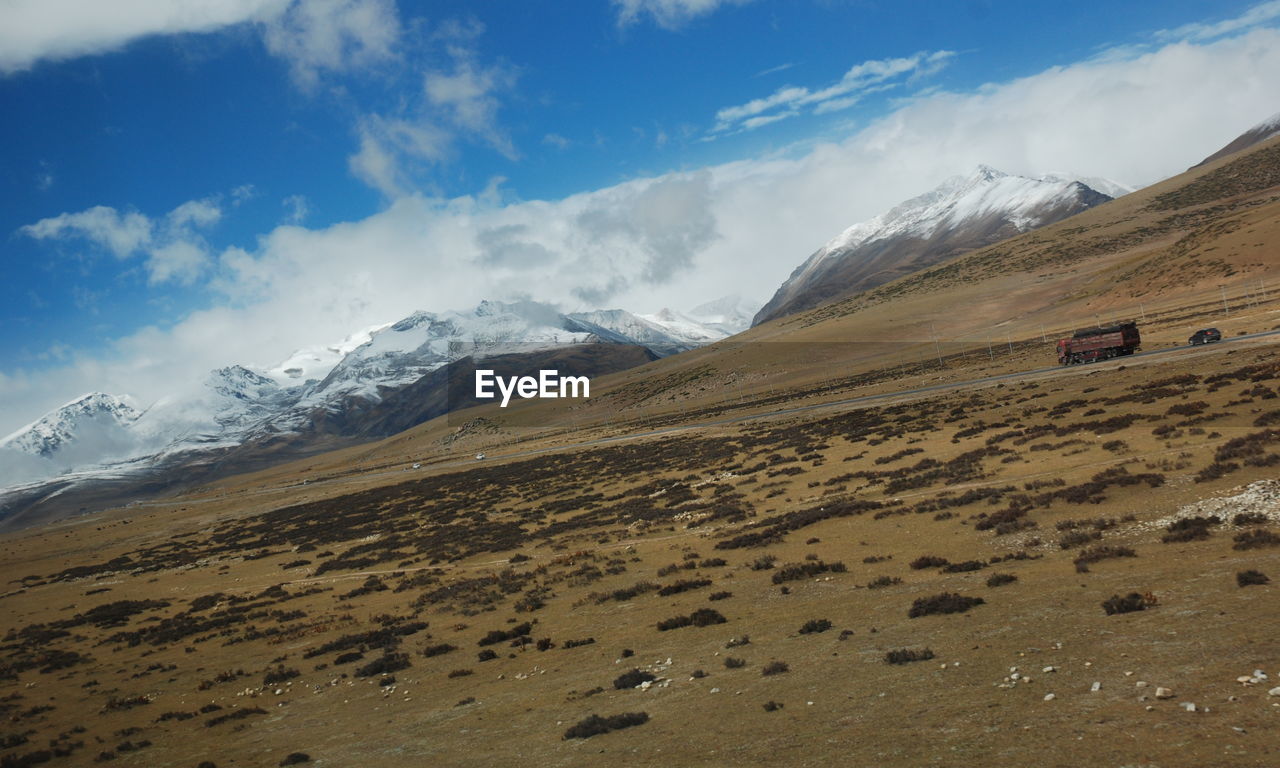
3 0 1280 436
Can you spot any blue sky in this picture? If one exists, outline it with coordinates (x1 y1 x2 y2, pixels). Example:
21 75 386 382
2 0 1280 435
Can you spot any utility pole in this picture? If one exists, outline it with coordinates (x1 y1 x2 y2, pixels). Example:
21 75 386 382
1220 284 1229 316
1138 302 1146 322
1006 331 1013 355
987 337 994 360
930 322 943 366
1040 324 1047 343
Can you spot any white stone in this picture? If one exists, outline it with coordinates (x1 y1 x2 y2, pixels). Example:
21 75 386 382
1269 686 1280 697
1155 687 1174 699
1181 702 1196 712
1136 681 1148 688
1091 682 1102 692
1043 666 1056 673
1044 693 1055 701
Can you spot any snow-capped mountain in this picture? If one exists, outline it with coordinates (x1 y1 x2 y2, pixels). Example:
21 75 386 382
753 166 1115 324
686 295 761 335
1 298 733 509
568 308 725 356
1 393 140 459
1194 110 1280 168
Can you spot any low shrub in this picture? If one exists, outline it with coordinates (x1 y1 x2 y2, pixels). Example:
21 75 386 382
908 593 984 618
761 661 789 676
1237 569 1270 587
1101 593 1148 615
985 573 1017 588
656 609 726 631
884 648 935 665
941 560 986 573
909 555 949 570
1234 530 1280 550
613 669 657 690
724 657 746 669
762 700 784 712
866 576 902 589
563 712 649 740
798 619 832 635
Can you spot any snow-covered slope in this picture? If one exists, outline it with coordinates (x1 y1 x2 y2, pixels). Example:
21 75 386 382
1 298 732 505
686 295 761 335
754 166 1114 324
568 308 727 355
1 393 140 458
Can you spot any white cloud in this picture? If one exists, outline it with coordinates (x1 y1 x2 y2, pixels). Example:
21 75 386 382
1157 0 1280 41
0 0 287 74
6 27 1280 439
0 0 398 87
259 0 399 90
542 133 571 150
424 55 518 159
713 50 955 133
282 194 311 223
20 197 223 285
346 20 518 196
613 0 754 29
348 115 453 198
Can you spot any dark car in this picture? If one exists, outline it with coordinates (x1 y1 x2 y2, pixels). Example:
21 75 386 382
1188 328 1222 345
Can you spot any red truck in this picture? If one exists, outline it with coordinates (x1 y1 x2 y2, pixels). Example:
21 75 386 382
1057 321 1141 365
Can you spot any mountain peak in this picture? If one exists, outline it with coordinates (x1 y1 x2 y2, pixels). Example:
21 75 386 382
754 169 1112 325
1 392 139 458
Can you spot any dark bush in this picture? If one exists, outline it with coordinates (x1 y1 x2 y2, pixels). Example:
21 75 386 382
279 753 311 766
334 652 363 665
798 619 832 635
476 650 498 662
1072 546 1136 567
762 700 784 712
941 560 986 573
908 593 985 618
866 575 902 589
447 669 473 678
613 669 656 690
477 622 532 647
355 653 409 678
771 560 847 584
657 578 712 597
909 555 949 570
1101 593 1147 615
562 637 596 649
1058 530 1100 550
1234 530 1280 550
262 665 299 686
1233 512 1268 526
724 657 746 669
1237 569 1270 587
562 712 649 740
656 608 726 631
761 661 789 676
725 634 750 648
423 643 457 658
884 648 935 665
708 591 732 601
986 573 1017 588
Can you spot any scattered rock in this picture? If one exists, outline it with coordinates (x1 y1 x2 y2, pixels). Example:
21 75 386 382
1155 687 1174 699
1091 682 1101 693
1269 686 1280 697
1043 693 1055 701
1181 702 1197 712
